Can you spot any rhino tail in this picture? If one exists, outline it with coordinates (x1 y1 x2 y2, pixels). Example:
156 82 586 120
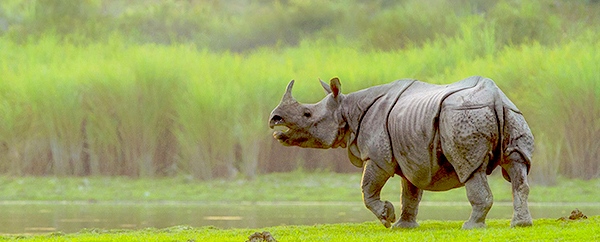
492 81 534 182
495 101 515 183
483 79 506 178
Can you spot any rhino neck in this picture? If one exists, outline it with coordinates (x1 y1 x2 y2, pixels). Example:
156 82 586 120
338 79 416 168
331 122 350 148
341 80 416 135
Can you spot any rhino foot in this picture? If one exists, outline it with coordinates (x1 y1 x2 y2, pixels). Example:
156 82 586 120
511 218 533 228
392 220 419 229
462 221 486 229
379 201 396 228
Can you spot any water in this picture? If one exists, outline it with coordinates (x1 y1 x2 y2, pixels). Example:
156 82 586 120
0 201 598 234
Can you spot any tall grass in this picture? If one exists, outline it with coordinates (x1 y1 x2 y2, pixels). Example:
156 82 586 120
0 33 599 183
0 0 599 183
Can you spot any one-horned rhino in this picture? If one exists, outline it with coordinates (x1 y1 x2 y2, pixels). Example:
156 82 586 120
268 76 534 229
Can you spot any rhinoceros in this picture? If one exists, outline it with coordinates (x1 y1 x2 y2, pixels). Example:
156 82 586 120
268 76 534 229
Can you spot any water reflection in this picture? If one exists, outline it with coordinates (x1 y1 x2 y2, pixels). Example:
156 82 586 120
0 202 597 234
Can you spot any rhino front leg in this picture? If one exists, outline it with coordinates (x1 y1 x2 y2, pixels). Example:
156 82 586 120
502 152 533 227
361 160 395 228
463 166 493 229
392 178 422 229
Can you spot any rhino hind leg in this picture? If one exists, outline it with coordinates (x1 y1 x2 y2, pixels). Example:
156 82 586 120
501 168 511 182
361 160 395 228
463 165 493 229
501 151 533 227
392 178 422 229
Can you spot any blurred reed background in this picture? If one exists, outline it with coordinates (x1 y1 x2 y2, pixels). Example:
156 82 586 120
0 0 598 185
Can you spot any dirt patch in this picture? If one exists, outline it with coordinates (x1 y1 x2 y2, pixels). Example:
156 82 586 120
246 231 277 242
558 208 588 221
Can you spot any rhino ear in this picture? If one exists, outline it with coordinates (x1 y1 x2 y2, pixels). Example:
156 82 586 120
330 77 341 98
319 78 332 94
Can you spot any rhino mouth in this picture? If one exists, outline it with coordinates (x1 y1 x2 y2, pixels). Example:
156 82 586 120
269 114 293 144
271 124 293 142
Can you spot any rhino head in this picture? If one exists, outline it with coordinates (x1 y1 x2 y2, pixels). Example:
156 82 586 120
268 77 348 149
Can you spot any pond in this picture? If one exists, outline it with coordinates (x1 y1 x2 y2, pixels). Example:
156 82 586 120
0 201 598 234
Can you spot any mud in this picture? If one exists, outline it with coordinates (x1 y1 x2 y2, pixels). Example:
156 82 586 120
247 231 277 242
558 209 588 221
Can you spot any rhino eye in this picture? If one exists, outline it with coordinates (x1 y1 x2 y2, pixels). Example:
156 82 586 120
303 111 311 118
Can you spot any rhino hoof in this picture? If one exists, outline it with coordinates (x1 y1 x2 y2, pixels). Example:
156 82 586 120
392 220 419 229
462 221 486 229
511 219 533 228
379 201 396 228
380 218 392 228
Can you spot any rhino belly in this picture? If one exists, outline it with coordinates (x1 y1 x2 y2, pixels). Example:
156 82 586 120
395 137 465 191
423 160 464 191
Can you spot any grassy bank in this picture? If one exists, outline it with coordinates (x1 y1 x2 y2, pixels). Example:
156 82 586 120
2 217 598 241
1 172 599 203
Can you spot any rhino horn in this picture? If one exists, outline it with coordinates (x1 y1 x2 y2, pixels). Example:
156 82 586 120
282 80 297 104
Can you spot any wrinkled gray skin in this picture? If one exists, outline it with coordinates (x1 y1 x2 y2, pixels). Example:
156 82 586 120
269 76 534 229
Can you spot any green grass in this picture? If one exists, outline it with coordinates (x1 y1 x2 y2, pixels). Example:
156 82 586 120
2 217 599 241
0 172 599 203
